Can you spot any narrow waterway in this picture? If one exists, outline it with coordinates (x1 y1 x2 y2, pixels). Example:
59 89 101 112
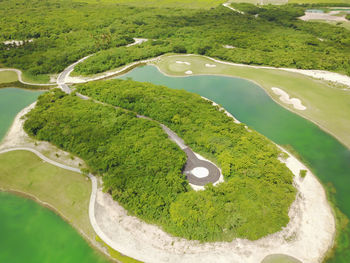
0 88 42 141
118 65 350 262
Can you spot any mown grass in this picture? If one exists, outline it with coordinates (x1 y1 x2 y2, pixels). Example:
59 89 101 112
73 0 225 9
0 81 50 90
0 71 18 83
156 54 350 149
21 72 51 84
0 150 94 239
0 150 144 262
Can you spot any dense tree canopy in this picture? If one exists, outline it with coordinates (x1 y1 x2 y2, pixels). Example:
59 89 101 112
24 83 296 241
24 90 188 222
1 0 350 78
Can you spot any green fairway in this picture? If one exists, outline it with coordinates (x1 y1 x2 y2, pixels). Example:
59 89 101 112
0 150 94 239
72 0 225 8
0 71 18 83
155 54 350 149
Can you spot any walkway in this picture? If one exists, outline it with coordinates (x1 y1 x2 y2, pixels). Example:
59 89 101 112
0 69 56 86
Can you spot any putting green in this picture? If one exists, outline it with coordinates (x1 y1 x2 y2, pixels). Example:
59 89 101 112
0 71 18 83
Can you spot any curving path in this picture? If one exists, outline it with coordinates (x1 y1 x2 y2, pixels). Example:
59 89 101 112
157 124 221 185
0 147 107 257
76 93 222 186
0 68 56 86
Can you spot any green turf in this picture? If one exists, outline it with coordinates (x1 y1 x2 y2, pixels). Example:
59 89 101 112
0 150 94 239
73 0 225 8
156 54 350 149
0 71 18 83
21 71 51 84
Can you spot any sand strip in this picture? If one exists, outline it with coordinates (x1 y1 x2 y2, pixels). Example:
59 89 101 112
271 87 307 110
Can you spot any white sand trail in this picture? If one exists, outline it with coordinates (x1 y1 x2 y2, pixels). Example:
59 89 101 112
205 63 217 68
271 87 307 110
176 61 191 65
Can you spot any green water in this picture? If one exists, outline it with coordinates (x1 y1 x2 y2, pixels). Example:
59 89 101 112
0 88 43 141
0 192 109 263
0 88 110 263
118 65 350 262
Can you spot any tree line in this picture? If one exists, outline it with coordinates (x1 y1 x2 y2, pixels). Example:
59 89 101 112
1 0 350 79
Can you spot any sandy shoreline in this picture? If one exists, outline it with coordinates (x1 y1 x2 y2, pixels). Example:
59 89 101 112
1 75 336 263
91 104 335 263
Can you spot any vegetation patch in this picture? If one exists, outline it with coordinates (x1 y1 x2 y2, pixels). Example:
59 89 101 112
95 235 141 263
1 0 350 79
80 79 296 241
24 84 296 241
0 81 49 90
0 71 18 83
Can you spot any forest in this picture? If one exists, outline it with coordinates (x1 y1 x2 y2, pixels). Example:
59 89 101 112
75 79 295 241
1 0 350 80
24 84 296 242
24 89 189 222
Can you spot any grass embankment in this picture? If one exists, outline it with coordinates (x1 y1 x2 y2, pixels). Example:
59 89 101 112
21 71 51 84
0 71 18 83
95 236 141 263
155 54 350 149
0 70 52 89
0 150 142 262
0 150 94 239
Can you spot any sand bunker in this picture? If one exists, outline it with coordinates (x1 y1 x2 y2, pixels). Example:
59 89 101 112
205 63 217 68
300 12 347 22
176 61 191 65
185 70 193 75
223 45 235 49
3 39 33 46
126 38 148 47
271 87 307 110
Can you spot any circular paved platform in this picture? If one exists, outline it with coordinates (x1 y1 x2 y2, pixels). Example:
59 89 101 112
183 148 221 186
